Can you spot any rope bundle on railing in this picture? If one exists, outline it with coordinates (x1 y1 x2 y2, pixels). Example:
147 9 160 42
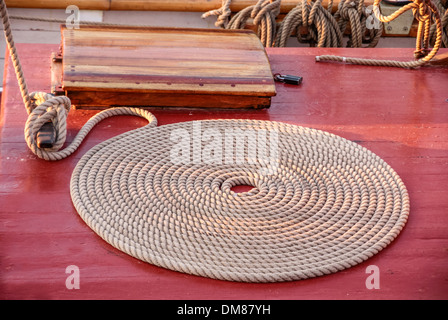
201 0 233 28
203 0 282 47
334 0 383 48
274 0 343 47
205 0 381 48
316 0 444 68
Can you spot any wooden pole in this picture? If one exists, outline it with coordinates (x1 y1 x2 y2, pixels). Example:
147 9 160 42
5 0 111 10
5 0 375 13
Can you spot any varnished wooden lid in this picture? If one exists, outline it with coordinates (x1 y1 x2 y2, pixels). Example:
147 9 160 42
61 26 276 97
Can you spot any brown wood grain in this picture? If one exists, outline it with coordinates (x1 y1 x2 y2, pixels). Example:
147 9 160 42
58 26 276 109
5 0 110 10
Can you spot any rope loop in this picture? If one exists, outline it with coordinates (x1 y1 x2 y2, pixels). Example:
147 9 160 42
201 0 232 28
334 0 383 48
336 0 357 21
251 0 281 26
24 94 71 159
317 0 444 68
225 0 282 47
275 0 343 47
24 100 158 161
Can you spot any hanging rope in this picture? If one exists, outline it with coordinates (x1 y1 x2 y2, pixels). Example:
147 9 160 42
274 0 343 47
203 0 282 47
228 0 282 47
430 0 448 47
334 0 383 48
0 0 156 161
316 0 444 68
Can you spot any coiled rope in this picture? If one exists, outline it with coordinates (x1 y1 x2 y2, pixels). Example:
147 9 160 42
202 0 446 66
203 0 383 48
70 119 410 282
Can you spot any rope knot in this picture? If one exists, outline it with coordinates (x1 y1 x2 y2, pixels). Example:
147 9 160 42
25 93 71 156
413 0 432 22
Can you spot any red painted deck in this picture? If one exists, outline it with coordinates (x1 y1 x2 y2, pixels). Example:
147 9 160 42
1 44 447 300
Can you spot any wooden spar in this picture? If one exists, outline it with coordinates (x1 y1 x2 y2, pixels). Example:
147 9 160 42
5 0 374 13
5 0 110 10
108 0 348 12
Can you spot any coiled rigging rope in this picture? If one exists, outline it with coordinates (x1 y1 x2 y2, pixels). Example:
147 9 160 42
274 0 344 47
203 0 445 67
334 0 383 48
204 0 383 48
203 0 282 47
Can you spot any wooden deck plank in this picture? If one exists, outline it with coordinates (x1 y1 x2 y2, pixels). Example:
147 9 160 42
1 44 447 300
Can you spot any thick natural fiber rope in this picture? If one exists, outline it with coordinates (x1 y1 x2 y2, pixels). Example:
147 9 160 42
275 0 344 47
0 0 156 160
334 0 383 48
316 0 444 68
202 0 282 47
430 0 448 47
70 118 410 282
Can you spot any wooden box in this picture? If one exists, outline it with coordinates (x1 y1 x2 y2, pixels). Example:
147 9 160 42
51 26 276 109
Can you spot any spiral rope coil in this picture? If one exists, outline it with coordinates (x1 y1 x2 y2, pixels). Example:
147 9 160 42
70 119 410 282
